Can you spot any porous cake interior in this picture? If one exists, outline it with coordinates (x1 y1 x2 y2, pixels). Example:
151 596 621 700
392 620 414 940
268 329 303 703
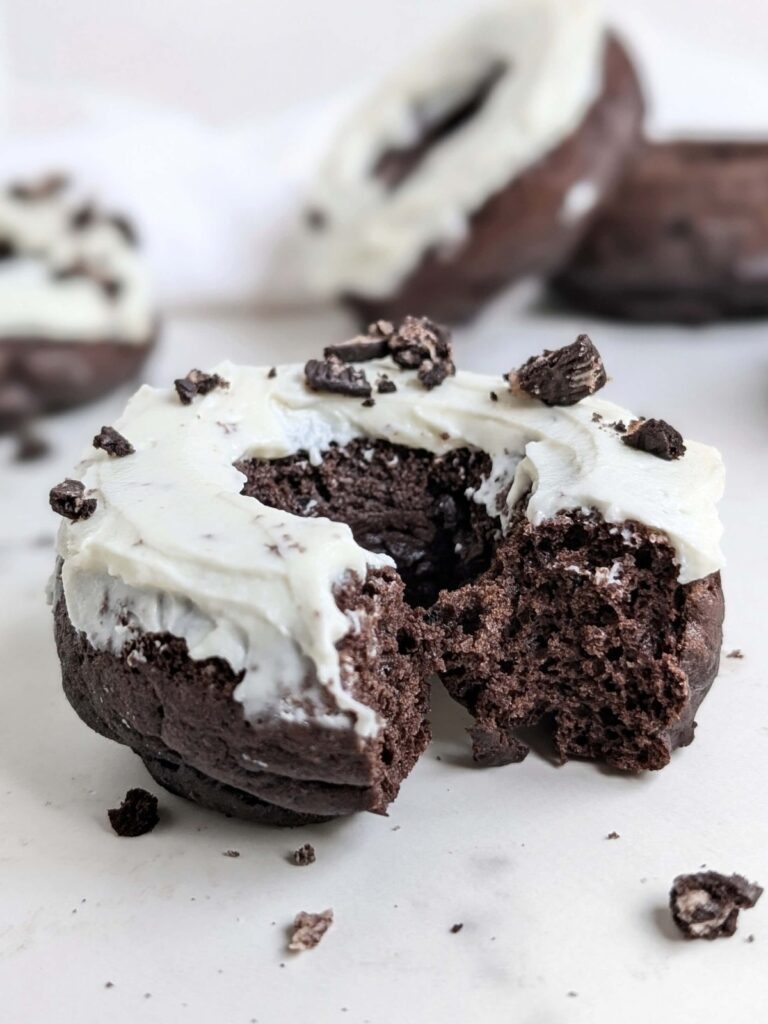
241 438 708 772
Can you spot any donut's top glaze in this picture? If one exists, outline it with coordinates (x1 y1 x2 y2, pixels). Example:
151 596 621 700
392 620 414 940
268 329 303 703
304 0 605 300
55 357 725 738
0 175 153 343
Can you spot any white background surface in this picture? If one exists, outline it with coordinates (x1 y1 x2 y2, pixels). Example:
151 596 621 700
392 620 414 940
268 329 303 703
1 299 767 1024
0 1 768 1021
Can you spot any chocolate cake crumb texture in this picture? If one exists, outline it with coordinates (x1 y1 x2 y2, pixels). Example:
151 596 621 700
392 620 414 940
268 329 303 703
174 369 230 405
305 355 372 398
292 843 316 867
389 316 455 390
107 788 159 837
622 418 686 461
470 725 529 767
670 871 763 939
49 479 96 521
288 909 334 951
93 425 134 458
509 334 607 406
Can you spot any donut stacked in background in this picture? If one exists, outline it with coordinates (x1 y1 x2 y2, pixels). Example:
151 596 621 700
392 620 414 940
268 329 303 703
303 0 768 325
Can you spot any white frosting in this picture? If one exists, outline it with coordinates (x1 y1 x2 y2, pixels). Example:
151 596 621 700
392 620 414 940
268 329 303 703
0 179 154 343
56 359 725 739
304 0 605 299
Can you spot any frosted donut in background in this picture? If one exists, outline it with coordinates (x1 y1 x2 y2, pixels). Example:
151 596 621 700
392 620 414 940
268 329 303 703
302 0 645 325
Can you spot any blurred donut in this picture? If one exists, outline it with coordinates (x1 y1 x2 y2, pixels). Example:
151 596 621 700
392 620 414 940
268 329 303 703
303 0 644 325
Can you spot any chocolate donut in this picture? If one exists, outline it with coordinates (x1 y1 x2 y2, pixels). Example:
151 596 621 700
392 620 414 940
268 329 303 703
0 174 156 432
302 1 644 325
553 140 768 322
50 326 724 825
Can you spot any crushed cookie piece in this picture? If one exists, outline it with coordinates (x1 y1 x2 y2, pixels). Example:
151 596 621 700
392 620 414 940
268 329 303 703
606 831 620 840
288 909 333 951
324 324 390 363
490 391 499 402
93 425 134 457
222 850 240 858
470 724 529 767
305 356 372 398
591 411 602 423
267 367 277 379
612 420 627 434
362 397 375 408
174 369 230 405
726 649 744 659
292 843 316 867
622 418 686 461
389 316 455 389
376 375 397 394
49 479 96 521
509 334 606 406
670 871 763 939
450 923 464 934
107 788 159 837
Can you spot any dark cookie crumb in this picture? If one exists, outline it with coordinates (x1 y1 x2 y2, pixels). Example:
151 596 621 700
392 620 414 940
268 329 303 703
606 831 620 840
362 397 375 408
267 367 277 379
670 871 763 939
726 649 744 659
49 479 96 521
93 425 134 458
612 420 627 434
470 725 529 767
222 849 240 858
305 356 372 398
509 334 607 406
292 843 316 867
104 982 114 989
389 316 455 389
174 369 230 405
70 203 97 231
622 418 686 461
14 428 50 462
376 375 397 394
107 788 159 837
490 391 499 402
288 909 333 951
324 321 392 363
450 923 464 934
591 411 602 423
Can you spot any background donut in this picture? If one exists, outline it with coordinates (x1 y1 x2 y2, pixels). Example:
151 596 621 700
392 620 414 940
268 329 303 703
0 175 156 433
303 1 645 325
552 140 768 323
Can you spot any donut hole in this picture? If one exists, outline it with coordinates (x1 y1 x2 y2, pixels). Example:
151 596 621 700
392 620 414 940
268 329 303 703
373 60 508 191
238 438 500 607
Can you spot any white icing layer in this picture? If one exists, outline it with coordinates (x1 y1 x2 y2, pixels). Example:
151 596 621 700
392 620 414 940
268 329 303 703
56 359 725 738
304 0 604 299
0 178 154 343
